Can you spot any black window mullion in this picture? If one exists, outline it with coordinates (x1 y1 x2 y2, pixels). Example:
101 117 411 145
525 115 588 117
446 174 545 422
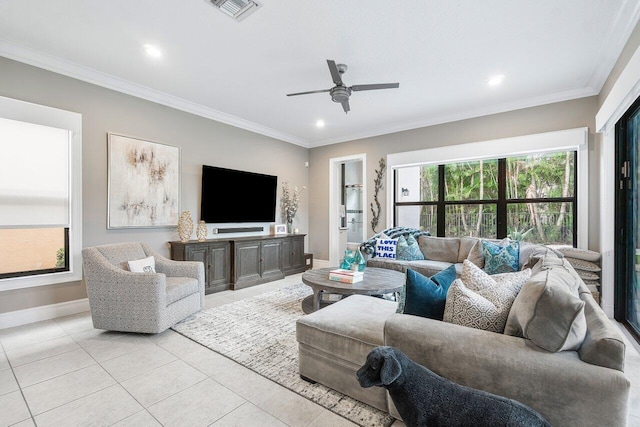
497 158 507 238
393 169 397 227
573 150 578 247
437 164 445 236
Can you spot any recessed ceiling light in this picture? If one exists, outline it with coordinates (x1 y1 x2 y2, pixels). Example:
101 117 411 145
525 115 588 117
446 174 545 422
316 120 325 128
488 74 505 86
143 44 162 58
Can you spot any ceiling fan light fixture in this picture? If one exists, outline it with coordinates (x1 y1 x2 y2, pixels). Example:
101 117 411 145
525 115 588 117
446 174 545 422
330 86 351 103
206 0 260 21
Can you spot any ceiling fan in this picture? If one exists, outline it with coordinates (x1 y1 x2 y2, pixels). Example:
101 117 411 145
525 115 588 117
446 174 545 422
286 60 399 114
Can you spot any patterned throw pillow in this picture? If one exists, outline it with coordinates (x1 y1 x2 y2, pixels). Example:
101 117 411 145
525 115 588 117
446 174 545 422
443 260 531 333
397 266 457 319
396 235 425 261
375 237 398 259
482 240 520 274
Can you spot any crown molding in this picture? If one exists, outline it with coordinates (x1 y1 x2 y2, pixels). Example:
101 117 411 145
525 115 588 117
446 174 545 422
0 40 310 148
587 0 640 93
308 86 597 148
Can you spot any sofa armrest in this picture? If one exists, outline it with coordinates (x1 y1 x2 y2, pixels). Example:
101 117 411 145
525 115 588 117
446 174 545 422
384 314 630 427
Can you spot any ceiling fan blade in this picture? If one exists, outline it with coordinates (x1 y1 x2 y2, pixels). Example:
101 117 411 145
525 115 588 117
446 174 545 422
350 83 400 92
341 99 350 114
286 89 331 96
327 60 343 86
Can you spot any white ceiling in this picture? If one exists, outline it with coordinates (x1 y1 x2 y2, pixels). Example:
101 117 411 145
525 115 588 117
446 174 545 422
0 1 639 148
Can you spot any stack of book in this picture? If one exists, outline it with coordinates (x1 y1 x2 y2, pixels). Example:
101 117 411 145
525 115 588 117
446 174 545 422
329 268 364 284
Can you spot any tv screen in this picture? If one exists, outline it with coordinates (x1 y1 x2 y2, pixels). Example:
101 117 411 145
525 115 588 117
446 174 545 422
201 165 277 223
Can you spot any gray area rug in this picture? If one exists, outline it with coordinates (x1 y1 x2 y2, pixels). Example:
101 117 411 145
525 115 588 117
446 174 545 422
172 283 394 427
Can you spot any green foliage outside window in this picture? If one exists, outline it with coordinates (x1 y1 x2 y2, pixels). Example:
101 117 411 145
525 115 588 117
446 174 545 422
396 151 575 245
55 248 65 268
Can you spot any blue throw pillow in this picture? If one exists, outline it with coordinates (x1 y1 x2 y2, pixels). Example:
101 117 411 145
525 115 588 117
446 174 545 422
399 265 457 320
396 235 425 261
406 235 424 260
482 240 520 274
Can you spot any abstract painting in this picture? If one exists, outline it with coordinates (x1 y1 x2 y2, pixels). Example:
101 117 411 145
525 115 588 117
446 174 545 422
107 133 180 228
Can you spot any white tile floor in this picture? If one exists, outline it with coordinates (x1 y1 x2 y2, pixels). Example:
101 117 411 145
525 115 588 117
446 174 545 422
0 273 636 427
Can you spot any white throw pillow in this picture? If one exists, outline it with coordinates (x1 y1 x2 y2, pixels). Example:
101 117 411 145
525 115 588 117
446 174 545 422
443 260 531 333
375 238 398 260
443 279 504 332
127 256 156 273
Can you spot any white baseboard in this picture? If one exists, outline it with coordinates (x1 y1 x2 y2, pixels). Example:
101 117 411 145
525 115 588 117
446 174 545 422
0 298 90 330
313 259 331 269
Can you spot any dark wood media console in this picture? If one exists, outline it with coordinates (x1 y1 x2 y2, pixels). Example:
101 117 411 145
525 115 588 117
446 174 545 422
170 234 306 294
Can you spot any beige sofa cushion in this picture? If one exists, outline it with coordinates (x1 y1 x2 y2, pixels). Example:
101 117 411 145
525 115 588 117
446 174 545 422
505 261 587 352
578 292 626 371
457 237 478 263
296 295 397 365
419 236 460 263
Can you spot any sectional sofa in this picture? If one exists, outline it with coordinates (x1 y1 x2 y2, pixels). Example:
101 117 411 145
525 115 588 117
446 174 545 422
296 238 630 426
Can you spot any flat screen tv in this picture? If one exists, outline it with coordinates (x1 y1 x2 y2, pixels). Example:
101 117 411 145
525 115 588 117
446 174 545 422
201 165 277 223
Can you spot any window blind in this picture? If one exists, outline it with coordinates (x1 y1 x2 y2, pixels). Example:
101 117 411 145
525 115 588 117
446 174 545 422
0 117 70 227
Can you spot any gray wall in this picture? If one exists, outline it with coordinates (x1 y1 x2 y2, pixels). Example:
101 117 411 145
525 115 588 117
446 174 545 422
308 96 600 260
0 57 309 314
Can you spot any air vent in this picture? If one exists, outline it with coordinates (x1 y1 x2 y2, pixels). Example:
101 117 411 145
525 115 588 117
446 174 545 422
206 0 260 21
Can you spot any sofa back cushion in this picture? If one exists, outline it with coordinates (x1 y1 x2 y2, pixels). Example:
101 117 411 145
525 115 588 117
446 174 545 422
457 237 479 263
418 236 460 263
504 260 587 352
96 242 147 269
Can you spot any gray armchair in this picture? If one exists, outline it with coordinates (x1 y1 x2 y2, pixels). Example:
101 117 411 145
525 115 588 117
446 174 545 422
82 242 205 333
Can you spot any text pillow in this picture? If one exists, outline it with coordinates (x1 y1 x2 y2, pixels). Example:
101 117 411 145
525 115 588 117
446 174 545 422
398 266 457 320
482 240 520 274
375 238 398 259
128 256 156 273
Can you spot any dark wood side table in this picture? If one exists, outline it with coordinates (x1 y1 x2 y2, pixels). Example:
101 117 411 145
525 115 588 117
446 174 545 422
301 267 405 314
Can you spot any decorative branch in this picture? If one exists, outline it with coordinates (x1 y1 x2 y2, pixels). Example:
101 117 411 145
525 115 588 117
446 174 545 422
370 158 386 233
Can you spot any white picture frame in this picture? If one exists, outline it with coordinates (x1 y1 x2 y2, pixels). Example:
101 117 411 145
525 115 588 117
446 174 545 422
273 224 287 235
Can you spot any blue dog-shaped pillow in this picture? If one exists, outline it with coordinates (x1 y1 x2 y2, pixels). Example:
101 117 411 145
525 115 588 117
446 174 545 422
357 346 551 427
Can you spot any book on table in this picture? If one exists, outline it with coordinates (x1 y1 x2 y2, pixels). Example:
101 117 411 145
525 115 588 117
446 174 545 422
329 269 364 284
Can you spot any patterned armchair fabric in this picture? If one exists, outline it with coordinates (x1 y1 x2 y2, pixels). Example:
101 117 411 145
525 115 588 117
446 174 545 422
360 227 431 257
82 242 205 334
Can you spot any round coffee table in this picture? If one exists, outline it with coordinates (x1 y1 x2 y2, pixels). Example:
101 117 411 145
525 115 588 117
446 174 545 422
301 267 405 314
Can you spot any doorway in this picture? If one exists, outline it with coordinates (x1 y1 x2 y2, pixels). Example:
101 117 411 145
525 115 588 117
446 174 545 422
329 154 366 266
615 97 640 343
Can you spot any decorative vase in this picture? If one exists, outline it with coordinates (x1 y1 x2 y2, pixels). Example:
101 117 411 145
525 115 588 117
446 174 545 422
196 220 207 242
287 221 293 234
177 211 194 243
340 249 355 270
353 249 366 272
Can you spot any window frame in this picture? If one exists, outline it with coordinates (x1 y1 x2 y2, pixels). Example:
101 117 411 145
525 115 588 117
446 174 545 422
386 128 589 249
393 154 577 245
0 96 82 291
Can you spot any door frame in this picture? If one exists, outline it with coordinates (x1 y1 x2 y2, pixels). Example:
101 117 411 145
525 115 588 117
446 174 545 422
328 153 367 266
614 95 640 342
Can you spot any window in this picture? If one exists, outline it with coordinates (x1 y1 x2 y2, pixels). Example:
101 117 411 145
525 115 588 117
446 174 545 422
0 96 82 290
394 151 577 246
